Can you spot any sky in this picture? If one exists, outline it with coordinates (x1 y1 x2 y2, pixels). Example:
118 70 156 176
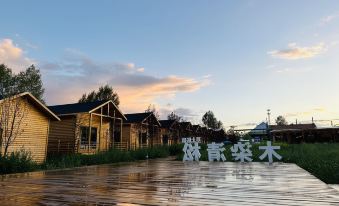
1 0 339 128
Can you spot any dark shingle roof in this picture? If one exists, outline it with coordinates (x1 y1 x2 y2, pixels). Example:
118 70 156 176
180 122 192 130
159 120 176 128
270 123 316 131
125 112 153 124
192 125 201 131
48 100 107 115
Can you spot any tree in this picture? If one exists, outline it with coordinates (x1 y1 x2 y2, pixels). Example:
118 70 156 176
0 64 13 97
167 111 182 122
202 110 223 129
15 65 45 103
275 115 288 126
145 104 159 119
0 64 45 102
78 85 120 106
0 95 28 156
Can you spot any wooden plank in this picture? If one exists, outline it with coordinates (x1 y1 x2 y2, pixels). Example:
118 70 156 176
0 160 339 205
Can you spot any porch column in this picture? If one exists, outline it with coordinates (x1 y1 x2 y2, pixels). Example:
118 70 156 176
120 118 123 144
98 107 103 152
88 113 92 153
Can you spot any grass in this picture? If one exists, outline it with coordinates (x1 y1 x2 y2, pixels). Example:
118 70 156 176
176 142 339 184
0 144 182 175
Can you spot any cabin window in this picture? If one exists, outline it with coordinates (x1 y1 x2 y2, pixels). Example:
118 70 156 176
80 126 97 149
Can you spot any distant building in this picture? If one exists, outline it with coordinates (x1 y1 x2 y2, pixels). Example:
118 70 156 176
159 120 180 145
122 112 161 150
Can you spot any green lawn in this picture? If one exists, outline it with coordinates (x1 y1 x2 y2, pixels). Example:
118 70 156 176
177 142 339 184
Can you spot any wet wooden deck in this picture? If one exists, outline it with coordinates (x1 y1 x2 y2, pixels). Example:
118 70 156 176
1 159 339 205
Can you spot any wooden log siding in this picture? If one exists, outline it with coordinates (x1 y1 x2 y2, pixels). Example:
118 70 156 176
48 115 76 154
1 98 50 163
76 113 110 153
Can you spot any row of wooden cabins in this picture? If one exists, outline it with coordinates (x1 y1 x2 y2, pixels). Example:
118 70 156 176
0 92 220 163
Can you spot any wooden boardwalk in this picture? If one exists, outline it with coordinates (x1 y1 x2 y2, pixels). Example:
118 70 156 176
1 159 339 205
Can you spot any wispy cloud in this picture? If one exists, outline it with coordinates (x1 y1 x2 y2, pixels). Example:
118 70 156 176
268 43 326 60
284 107 326 118
319 13 339 25
0 38 35 72
159 105 202 123
41 49 210 112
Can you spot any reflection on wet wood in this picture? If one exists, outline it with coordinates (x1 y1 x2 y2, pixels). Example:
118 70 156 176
1 160 339 205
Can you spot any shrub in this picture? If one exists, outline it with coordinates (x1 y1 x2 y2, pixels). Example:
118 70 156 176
0 150 37 174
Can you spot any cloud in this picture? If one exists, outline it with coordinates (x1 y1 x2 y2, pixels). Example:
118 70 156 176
284 107 326 118
268 43 326 60
42 49 210 113
158 105 201 122
320 13 339 25
0 39 35 72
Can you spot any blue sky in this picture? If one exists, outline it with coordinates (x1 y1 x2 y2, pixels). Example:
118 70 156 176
1 1 339 128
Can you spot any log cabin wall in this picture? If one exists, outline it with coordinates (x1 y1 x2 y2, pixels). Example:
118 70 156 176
121 124 132 148
1 97 50 163
75 113 111 153
48 115 76 154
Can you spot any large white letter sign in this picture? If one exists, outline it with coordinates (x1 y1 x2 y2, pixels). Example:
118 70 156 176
231 142 253 163
207 142 226 162
182 137 201 162
259 141 282 163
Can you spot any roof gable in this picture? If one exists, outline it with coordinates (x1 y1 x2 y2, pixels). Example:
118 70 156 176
48 100 126 120
159 120 177 129
0 92 60 121
125 112 161 126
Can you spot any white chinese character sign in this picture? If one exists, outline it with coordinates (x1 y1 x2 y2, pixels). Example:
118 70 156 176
207 142 226 162
231 142 253 163
182 137 201 162
182 138 282 164
259 141 282 163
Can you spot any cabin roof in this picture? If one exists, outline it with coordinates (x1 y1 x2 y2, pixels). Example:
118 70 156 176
48 100 126 120
0 92 60 121
159 120 177 128
192 125 201 131
180 122 192 130
270 123 316 131
125 112 161 126
49 100 106 115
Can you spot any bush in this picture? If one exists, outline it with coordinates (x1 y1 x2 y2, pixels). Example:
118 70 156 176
0 150 38 174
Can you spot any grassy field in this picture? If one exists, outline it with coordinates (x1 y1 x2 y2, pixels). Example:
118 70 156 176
176 142 339 184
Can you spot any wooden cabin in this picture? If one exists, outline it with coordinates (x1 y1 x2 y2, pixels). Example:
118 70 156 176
159 120 180 145
270 123 317 143
199 126 209 143
48 100 126 154
192 125 202 137
179 122 193 138
0 92 60 163
122 112 161 150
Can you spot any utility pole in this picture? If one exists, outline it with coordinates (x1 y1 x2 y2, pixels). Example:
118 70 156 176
267 109 271 141
267 109 271 126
